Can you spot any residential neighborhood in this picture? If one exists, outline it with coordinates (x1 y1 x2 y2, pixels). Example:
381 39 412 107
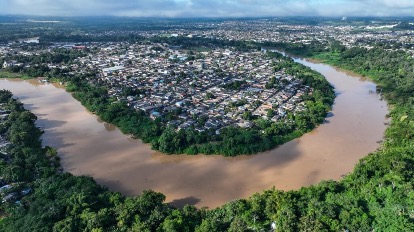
74 43 311 133
1 41 313 133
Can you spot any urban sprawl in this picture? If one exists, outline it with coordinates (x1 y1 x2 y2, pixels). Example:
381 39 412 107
2 18 414 132
2 43 310 133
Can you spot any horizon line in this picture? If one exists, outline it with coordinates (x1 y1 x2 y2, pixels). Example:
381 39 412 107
1 14 414 19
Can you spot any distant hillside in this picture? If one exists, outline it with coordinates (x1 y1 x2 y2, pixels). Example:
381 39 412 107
393 21 414 30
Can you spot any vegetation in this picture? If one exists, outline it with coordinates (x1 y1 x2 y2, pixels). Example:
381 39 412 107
312 47 414 106
1 46 334 156
0 42 414 230
65 56 333 156
393 21 414 30
1 48 85 78
62 63 330 157
0 90 183 232
0 71 31 80
221 80 247 90
1 15 413 231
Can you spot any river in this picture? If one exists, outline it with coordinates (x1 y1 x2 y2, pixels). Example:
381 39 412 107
0 59 388 208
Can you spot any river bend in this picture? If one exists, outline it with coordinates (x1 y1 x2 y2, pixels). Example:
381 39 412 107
0 59 388 208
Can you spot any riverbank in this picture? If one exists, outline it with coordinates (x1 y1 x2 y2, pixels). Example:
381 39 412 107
0 70 31 80
3 46 412 230
0 57 388 208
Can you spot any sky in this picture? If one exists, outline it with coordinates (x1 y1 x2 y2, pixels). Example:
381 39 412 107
1 0 414 18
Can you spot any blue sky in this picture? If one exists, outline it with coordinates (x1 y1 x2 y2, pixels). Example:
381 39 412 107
1 0 414 17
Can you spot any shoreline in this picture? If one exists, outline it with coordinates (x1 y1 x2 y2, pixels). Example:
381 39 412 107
0 58 389 208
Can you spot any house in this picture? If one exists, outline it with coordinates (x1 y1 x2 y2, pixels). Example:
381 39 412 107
0 184 12 193
175 101 184 107
102 66 125 75
237 121 253 128
150 111 161 120
3 60 18 68
2 193 17 203
18 37 40 44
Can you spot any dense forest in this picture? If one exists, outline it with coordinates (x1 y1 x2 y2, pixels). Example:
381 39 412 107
1 43 414 231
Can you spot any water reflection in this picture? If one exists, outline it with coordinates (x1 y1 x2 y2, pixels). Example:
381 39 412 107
96 118 119 132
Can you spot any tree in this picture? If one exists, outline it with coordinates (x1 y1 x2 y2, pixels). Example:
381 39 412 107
228 217 249 232
266 109 275 118
242 111 253 120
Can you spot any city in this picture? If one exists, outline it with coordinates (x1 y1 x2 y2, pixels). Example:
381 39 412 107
0 0 413 231
0 36 332 156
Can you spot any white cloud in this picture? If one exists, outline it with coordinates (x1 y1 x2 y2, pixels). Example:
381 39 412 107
369 0 414 8
1 0 414 17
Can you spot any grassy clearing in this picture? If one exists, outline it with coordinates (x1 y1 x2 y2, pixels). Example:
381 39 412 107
0 70 32 79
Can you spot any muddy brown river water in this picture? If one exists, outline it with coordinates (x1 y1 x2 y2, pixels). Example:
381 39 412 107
0 58 389 208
